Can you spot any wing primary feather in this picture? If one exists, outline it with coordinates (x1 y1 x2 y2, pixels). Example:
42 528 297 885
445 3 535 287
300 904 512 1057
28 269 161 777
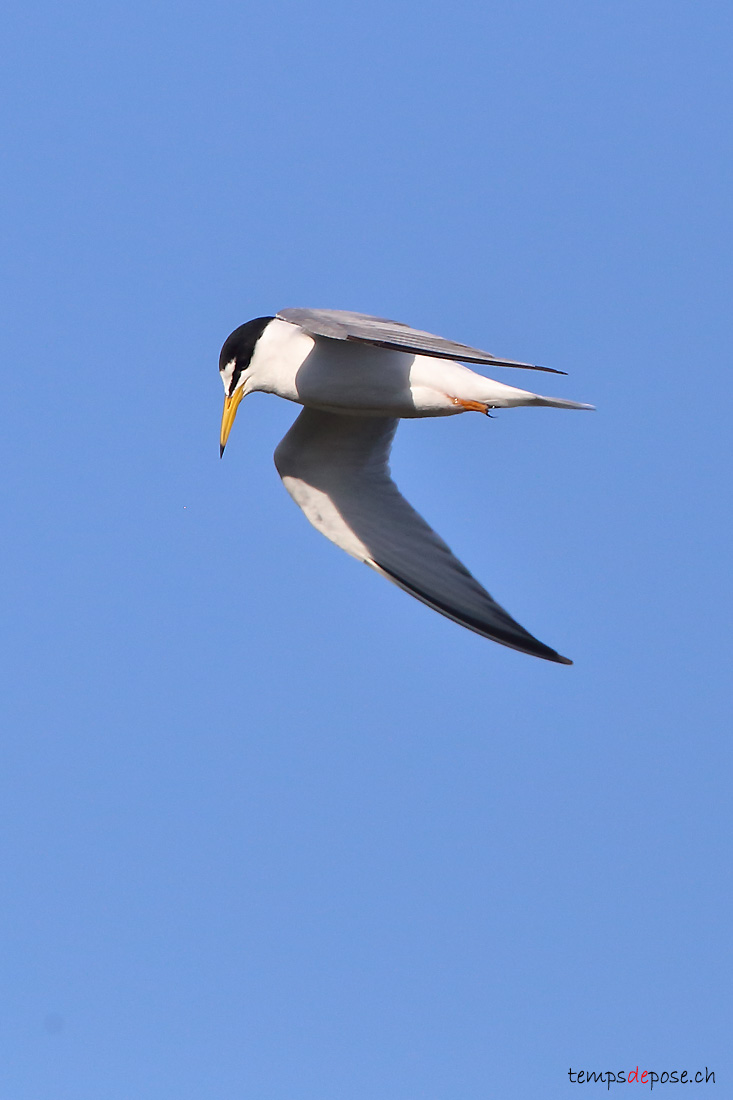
345 335 567 374
273 408 574 664
370 560 572 664
276 308 566 374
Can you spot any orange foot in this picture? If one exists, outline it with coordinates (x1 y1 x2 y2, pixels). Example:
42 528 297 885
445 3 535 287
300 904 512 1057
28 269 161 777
449 397 492 414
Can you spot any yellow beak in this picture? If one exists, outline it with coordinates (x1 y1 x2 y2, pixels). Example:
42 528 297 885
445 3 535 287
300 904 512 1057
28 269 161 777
220 389 245 456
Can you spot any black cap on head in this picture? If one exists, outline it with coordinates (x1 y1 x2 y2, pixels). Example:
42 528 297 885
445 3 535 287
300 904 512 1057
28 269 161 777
219 316 274 394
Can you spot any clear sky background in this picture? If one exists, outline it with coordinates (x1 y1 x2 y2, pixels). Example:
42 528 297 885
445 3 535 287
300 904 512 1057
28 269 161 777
1 1 730 1097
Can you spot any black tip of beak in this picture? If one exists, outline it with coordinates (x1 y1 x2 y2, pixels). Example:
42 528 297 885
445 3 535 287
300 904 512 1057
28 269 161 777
220 444 225 458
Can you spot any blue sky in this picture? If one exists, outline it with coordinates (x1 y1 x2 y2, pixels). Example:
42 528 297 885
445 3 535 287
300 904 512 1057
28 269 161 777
1 0 730 1096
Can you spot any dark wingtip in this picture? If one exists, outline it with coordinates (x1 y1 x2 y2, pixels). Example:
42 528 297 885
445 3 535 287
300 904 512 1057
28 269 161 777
535 364 568 376
529 643 573 665
372 560 575 666
485 358 568 375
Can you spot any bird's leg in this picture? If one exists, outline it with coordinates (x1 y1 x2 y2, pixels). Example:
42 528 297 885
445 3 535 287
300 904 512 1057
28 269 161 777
449 396 493 415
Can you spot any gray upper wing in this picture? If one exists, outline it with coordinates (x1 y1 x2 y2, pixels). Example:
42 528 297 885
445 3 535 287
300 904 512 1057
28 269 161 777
276 308 566 375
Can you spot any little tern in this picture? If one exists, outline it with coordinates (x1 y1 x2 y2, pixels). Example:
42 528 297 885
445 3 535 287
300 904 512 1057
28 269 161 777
219 308 593 664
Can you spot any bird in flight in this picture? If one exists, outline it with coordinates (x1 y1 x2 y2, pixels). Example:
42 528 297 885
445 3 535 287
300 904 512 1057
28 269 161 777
219 308 593 664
